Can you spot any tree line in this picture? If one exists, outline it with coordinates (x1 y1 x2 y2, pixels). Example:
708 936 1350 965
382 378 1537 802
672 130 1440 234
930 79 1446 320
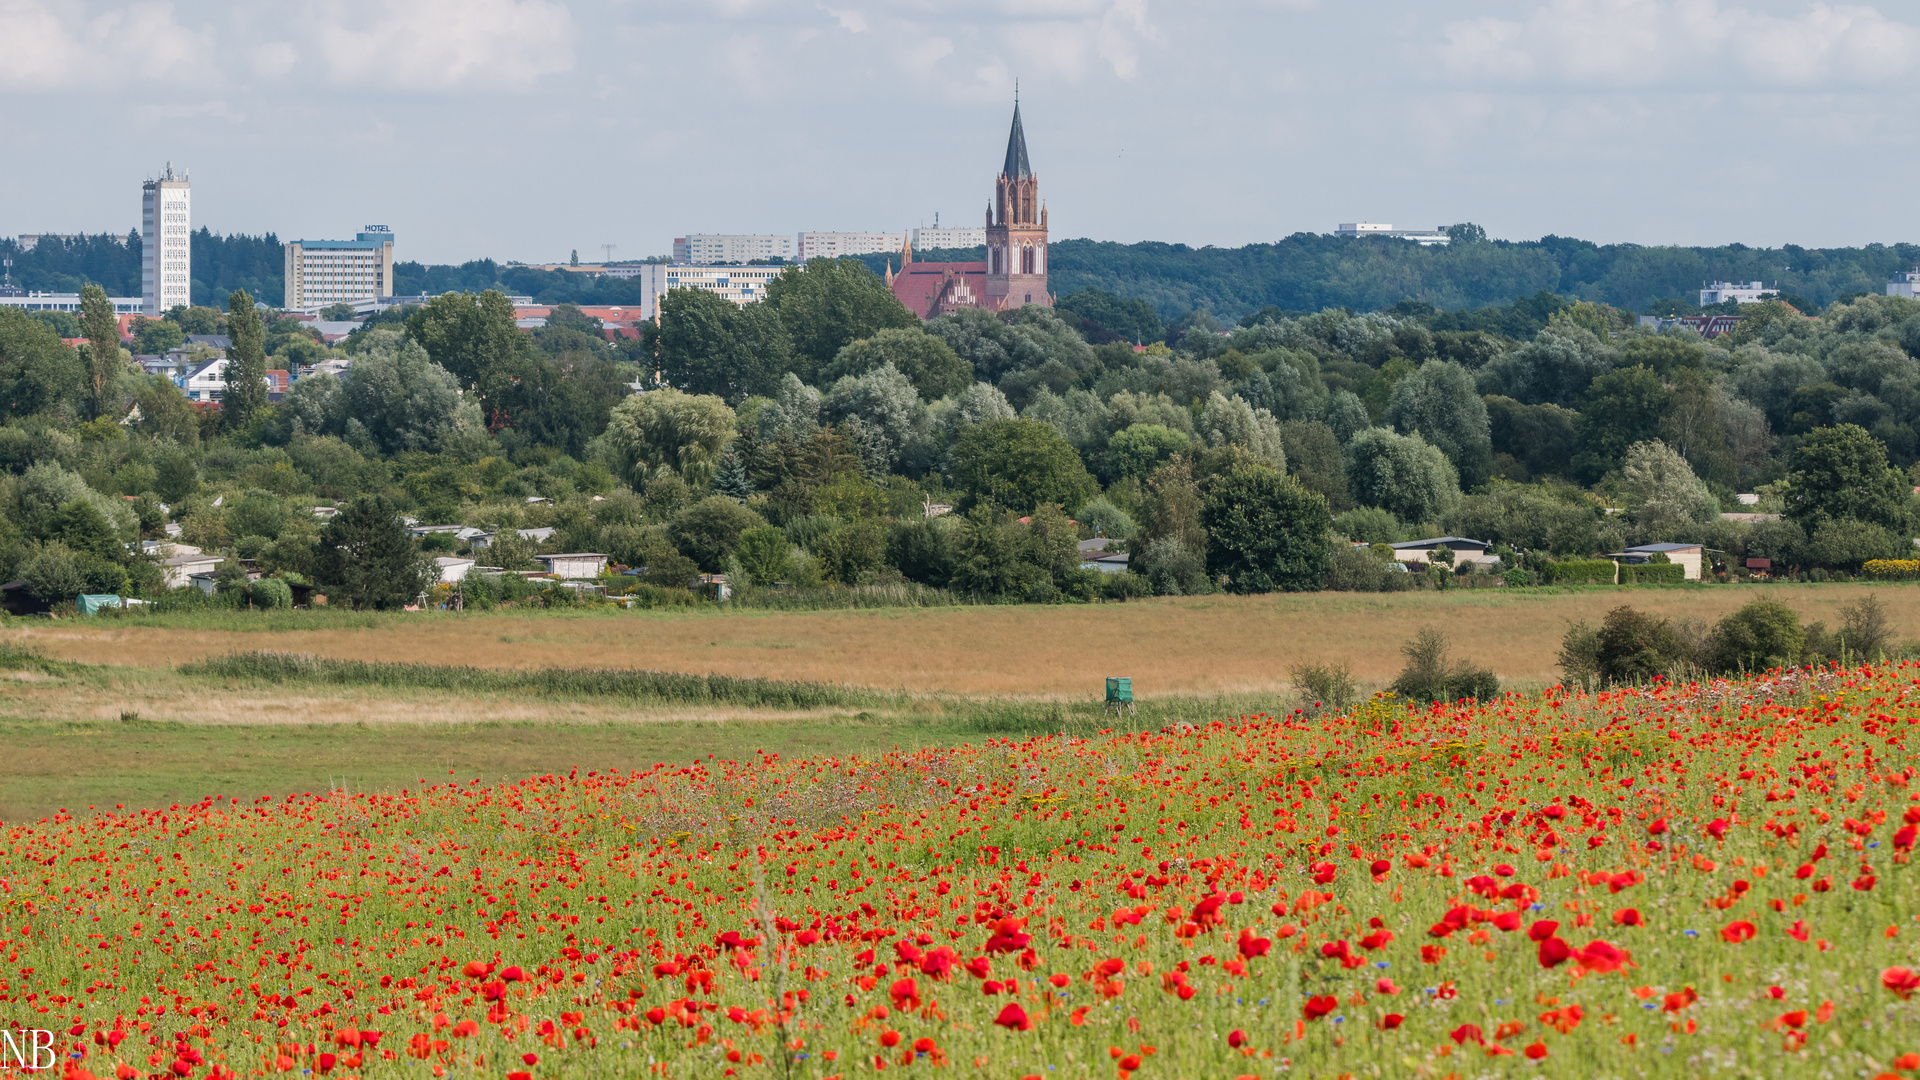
4 252 1920 610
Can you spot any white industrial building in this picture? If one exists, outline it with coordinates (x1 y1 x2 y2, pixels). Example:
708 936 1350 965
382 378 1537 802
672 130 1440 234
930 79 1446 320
1889 270 1920 299
0 292 146 315
284 227 396 311
1336 223 1450 246
671 234 792 264
142 164 191 315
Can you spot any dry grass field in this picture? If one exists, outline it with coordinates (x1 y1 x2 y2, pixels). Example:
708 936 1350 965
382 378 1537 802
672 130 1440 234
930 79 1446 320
6 582 1916 696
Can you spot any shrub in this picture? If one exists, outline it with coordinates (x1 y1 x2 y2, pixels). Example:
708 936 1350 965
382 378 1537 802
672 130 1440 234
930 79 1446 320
1137 538 1212 596
1099 571 1154 601
1839 593 1897 661
1714 598 1807 672
248 577 294 610
1323 544 1411 592
1289 660 1357 714
1502 567 1535 586
1542 559 1616 585
1619 563 1685 584
1389 627 1500 703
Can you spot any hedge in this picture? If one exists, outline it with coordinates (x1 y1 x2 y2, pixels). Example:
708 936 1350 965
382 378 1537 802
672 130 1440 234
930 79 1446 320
1620 563 1686 585
1543 559 1617 585
1865 559 1920 580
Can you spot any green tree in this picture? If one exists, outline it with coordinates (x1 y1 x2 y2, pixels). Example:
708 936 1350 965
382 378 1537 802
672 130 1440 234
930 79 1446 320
132 316 185 355
222 289 270 429
824 328 970 401
1346 428 1461 524
731 524 794 587
949 418 1098 513
0 309 85 421
658 287 792 402
341 338 484 455
766 258 918 384
670 495 766 571
1619 439 1714 540
1786 424 1914 533
319 302 358 321
1055 288 1163 343
1201 463 1332 593
1571 365 1671 482
886 517 956 586
80 283 122 420
20 543 88 603
312 495 434 610
1384 360 1491 487
166 305 222 335
405 290 532 422
605 388 737 488
1107 424 1192 479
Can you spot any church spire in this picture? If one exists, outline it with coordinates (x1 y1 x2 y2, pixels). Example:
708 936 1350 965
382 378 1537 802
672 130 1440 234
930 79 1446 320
1002 93 1031 182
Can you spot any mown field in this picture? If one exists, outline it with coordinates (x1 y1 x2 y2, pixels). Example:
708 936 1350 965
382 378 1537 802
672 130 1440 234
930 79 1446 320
7 583 1917 694
3 659 1919 1079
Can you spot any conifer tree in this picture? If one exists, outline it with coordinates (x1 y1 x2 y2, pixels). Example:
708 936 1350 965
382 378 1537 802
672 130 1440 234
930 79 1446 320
222 289 269 429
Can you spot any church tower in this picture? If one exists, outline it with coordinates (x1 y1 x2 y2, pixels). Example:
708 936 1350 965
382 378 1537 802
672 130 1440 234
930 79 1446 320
984 96 1049 311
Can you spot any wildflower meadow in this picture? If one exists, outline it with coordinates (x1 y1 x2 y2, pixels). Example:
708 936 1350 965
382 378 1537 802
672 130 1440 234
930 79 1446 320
9 664 1920 1080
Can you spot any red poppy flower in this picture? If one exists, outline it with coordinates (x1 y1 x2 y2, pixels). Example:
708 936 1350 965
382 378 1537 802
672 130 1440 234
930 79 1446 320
1720 921 1757 944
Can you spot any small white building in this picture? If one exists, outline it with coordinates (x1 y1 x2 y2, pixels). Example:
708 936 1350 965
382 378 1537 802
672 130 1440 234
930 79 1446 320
535 553 608 579
1622 543 1704 580
1890 269 1920 299
434 556 477 583
1387 536 1499 567
161 552 223 589
1699 281 1774 306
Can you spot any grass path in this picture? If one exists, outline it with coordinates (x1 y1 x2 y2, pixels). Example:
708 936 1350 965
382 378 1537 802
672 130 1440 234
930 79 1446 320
7 582 1913 694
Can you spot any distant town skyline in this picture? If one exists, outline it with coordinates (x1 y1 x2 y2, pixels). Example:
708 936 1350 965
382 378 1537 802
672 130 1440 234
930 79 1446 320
5 0 1920 265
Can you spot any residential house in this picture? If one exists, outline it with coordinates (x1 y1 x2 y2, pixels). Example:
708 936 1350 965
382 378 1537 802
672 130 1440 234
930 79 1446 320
160 552 223 589
1387 537 1498 567
180 358 228 403
535 553 608 579
471 526 556 549
409 524 489 543
434 557 477 583
1077 537 1130 573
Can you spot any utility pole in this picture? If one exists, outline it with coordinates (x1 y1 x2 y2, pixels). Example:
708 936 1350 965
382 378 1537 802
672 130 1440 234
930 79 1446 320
601 243 617 265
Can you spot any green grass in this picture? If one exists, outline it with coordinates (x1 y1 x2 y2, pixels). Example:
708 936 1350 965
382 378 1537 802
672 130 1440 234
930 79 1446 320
180 649 880 709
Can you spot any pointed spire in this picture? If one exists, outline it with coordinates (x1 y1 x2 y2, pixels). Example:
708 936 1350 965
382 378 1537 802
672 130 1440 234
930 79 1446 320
900 230 913 266
1002 94 1031 181
884 259 894 287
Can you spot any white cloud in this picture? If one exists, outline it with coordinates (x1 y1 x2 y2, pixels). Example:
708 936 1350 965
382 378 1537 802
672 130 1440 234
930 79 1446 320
0 0 209 90
824 5 865 33
1436 0 1920 88
310 0 576 90
252 40 297 77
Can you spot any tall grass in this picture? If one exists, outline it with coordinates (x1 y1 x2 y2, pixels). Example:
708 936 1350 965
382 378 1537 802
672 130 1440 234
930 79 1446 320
731 582 966 610
180 651 880 709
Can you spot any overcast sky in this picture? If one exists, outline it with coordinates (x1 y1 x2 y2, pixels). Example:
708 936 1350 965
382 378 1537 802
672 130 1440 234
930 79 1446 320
4 0 1918 264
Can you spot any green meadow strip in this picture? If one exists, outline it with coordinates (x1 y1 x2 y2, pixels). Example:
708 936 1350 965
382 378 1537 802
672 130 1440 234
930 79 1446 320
179 650 879 709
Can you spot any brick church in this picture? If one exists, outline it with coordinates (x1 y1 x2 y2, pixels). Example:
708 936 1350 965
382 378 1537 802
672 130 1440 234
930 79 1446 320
887 99 1050 319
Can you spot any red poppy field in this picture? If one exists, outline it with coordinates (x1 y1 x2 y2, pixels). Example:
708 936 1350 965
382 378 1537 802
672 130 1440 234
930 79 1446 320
8 664 1920 1079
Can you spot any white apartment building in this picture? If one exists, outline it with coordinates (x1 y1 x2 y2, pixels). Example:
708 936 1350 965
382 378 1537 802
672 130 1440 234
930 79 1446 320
284 227 396 311
796 232 900 261
142 164 191 314
671 234 792 264
1336 223 1450 246
911 226 987 250
1699 281 1773 306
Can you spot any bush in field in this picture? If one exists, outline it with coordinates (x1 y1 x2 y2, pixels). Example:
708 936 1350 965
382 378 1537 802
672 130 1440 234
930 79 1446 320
1390 626 1499 702
1714 598 1807 672
1322 541 1411 592
1290 659 1357 713
671 496 766 572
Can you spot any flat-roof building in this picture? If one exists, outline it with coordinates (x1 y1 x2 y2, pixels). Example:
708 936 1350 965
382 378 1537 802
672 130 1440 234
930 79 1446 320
796 231 900 261
1336 223 1450 246
671 235 792 264
1699 280 1774 306
284 227 396 311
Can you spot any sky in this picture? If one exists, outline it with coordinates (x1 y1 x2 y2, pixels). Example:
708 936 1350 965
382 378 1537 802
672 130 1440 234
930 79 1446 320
4 0 1920 264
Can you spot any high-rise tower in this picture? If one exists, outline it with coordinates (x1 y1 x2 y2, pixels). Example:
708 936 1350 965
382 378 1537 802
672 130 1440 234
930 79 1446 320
142 164 191 315
984 97 1049 311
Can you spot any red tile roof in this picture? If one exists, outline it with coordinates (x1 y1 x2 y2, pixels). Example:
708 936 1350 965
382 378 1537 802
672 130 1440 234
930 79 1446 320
889 261 988 320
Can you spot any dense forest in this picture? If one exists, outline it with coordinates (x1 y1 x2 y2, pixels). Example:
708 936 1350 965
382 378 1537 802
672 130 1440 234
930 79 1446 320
8 228 1918 323
3 246 1920 615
